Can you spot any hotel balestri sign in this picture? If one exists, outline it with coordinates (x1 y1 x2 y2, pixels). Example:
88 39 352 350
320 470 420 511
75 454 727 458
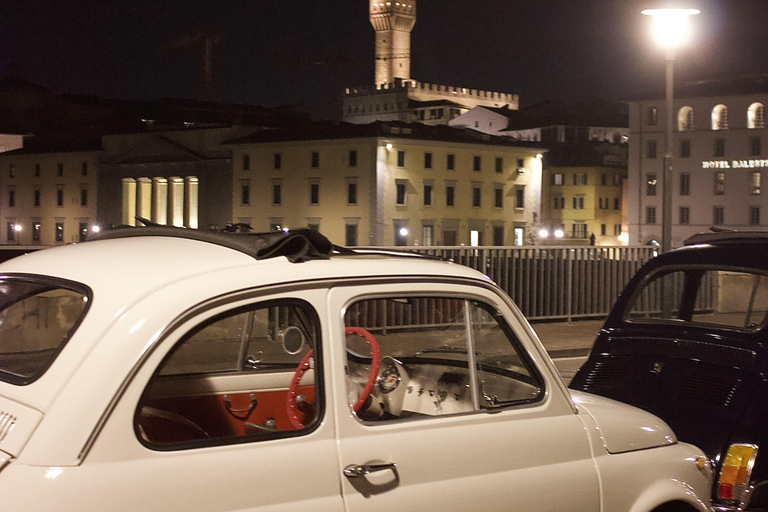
702 159 768 169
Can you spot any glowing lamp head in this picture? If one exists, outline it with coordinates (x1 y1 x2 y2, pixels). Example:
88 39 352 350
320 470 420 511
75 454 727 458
642 8 700 48
554 229 564 239
13 224 21 232
398 227 409 237
539 229 549 238
91 225 101 234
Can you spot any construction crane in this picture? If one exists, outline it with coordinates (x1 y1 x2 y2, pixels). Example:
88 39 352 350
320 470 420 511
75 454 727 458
165 28 223 101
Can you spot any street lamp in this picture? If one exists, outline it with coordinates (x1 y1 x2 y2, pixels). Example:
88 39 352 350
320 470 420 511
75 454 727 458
642 6 699 252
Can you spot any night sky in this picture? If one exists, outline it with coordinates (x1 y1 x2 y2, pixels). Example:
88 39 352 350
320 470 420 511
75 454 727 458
2 0 767 119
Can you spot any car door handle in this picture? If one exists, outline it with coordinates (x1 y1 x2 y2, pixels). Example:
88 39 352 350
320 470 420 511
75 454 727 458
343 463 397 478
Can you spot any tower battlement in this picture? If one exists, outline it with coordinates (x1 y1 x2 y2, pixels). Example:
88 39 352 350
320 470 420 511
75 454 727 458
370 0 416 85
345 79 518 107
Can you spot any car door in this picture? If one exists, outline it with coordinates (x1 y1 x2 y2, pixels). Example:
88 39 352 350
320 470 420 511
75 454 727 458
327 281 600 512
78 289 344 512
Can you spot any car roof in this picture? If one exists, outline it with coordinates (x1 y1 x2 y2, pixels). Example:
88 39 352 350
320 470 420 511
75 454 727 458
0 228 485 296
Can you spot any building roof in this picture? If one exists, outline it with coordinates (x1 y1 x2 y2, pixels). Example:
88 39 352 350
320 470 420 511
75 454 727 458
223 120 545 149
631 73 768 101
499 97 628 131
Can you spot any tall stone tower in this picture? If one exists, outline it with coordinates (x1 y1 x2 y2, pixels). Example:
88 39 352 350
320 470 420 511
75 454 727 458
369 0 416 86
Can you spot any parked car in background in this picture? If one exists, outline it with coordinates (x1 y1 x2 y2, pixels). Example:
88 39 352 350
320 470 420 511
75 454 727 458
571 231 768 511
0 227 712 511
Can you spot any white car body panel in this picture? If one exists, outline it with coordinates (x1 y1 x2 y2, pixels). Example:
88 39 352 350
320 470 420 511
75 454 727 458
0 236 714 511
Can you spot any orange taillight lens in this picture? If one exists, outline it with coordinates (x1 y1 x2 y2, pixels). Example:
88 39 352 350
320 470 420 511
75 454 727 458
717 444 758 506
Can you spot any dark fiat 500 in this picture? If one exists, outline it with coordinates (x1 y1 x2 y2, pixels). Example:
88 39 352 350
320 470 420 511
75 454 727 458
571 232 768 511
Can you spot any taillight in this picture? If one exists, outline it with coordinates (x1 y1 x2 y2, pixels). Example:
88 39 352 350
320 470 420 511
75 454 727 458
717 444 758 507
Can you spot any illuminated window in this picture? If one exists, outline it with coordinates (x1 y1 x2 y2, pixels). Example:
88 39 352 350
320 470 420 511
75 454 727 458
551 173 564 185
712 104 729 130
677 106 693 132
55 222 64 242
748 103 765 129
646 174 657 196
751 172 761 195
714 172 726 195
678 106 694 131
32 222 41 242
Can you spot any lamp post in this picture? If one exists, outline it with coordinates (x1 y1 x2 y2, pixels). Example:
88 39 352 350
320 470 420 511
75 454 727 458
641 7 699 252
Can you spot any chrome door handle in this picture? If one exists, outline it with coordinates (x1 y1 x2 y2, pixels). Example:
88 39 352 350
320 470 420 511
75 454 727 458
343 463 397 478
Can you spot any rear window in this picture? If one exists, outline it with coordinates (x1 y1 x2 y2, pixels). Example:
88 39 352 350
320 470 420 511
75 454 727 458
0 277 91 385
625 267 768 330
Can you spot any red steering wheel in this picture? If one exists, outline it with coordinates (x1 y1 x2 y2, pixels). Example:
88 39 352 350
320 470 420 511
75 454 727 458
345 327 381 413
286 327 380 429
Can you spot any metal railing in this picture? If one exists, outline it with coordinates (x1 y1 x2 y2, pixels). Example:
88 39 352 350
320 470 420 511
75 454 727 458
362 245 659 321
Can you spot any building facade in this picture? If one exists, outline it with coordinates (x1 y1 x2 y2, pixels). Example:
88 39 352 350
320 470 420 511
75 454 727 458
227 123 543 247
0 150 100 245
540 162 627 245
629 75 768 246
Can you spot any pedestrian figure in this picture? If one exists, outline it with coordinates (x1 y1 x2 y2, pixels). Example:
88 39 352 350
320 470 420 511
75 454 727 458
589 233 596 245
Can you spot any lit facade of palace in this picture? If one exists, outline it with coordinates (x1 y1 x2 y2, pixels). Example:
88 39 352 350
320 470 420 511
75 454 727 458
343 0 518 125
629 75 767 246
227 122 543 247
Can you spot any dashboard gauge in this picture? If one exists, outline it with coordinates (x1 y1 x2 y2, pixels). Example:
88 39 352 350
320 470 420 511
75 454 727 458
377 359 401 393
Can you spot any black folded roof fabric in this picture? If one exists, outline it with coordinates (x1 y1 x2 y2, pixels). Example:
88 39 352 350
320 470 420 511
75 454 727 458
89 226 334 263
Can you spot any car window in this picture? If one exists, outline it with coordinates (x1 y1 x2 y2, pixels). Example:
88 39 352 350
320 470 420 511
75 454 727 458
343 296 542 422
136 299 322 449
0 278 90 385
626 268 768 330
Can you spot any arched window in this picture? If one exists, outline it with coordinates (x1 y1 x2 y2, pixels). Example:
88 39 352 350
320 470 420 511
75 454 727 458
748 102 765 129
712 104 729 130
678 106 694 131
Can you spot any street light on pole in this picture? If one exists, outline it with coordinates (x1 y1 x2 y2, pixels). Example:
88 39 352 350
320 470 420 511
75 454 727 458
642 6 699 252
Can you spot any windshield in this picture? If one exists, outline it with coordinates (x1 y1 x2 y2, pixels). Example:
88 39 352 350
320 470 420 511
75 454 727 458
0 277 91 385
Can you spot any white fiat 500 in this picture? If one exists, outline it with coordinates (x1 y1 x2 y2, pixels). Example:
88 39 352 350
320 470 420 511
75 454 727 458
0 228 712 512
